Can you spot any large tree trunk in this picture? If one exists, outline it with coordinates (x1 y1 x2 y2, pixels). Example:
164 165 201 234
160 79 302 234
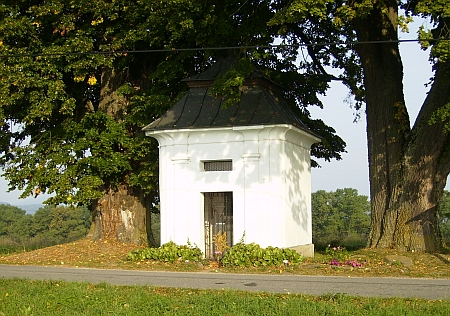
86 67 156 245
88 184 155 245
354 4 450 252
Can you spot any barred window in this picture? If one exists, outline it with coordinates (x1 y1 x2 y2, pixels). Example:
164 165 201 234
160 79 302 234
204 160 232 172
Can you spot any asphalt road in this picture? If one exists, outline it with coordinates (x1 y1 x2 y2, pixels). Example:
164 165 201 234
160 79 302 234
1 264 449 300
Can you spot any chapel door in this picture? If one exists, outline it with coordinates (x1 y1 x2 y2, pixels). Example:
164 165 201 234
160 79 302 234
204 192 233 259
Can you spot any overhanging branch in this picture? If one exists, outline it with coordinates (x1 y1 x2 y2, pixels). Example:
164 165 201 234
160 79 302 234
291 24 353 87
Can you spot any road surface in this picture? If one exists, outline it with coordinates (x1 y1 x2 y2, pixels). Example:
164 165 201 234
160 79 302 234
0 264 449 300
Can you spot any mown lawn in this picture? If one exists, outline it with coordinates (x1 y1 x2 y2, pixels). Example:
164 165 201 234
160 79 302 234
1 278 449 315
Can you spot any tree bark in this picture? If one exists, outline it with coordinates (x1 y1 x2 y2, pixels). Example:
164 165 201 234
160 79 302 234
88 184 154 245
353 3 450 252
86 67 156 245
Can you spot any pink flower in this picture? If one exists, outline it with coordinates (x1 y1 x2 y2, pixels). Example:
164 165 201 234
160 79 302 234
331 259 341 266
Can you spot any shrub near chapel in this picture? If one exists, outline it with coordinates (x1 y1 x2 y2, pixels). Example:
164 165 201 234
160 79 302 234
127 241 203 263
221 242 303 268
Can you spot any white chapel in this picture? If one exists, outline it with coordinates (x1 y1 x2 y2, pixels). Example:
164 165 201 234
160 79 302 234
143 58 320 258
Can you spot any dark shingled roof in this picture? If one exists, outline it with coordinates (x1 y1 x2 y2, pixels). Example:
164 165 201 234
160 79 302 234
143 58 312 133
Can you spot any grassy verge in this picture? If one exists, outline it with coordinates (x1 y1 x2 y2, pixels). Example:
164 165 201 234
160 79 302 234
0 278 449 315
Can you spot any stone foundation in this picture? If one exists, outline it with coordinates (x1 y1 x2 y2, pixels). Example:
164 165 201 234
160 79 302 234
289 244 314 258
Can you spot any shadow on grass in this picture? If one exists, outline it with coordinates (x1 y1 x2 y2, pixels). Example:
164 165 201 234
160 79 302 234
314 235 368 253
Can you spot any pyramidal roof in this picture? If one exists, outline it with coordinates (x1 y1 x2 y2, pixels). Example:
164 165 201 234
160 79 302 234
143 58 314 134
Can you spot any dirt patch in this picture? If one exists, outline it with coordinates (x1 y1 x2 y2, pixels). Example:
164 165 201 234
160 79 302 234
0 239 142 269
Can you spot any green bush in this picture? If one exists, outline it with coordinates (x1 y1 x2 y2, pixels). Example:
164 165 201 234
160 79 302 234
325 245 348 263
221 242 303 268
127 241 203 263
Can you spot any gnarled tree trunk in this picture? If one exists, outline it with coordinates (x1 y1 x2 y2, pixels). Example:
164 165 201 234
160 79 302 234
86 67 156 245
354 4 450 252
88 184 155 245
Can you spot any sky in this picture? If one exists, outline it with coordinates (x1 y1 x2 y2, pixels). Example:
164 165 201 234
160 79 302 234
0 20 438 204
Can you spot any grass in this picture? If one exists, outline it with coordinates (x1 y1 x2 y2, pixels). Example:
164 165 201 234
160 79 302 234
1 239 450 314
1 278 450 315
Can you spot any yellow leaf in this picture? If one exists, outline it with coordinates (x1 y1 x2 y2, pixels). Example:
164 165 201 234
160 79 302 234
91 17 104 26
74 75 85 83
87 76 97 86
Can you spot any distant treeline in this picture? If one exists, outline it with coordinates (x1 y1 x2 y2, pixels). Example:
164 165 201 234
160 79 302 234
0 204 91 252
312 188 370 249
312 188 450 249
439 191 450 246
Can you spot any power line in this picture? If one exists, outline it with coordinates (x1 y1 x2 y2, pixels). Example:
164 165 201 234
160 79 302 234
0 38 448 58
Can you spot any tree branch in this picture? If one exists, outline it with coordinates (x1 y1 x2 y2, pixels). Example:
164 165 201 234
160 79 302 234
291 24 353 87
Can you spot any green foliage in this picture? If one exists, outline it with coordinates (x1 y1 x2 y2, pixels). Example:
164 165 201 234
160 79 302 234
127 241 203 263
0 204 31 240
270 0 450 250
325 245 349 263
33 205 91 244
439 190 450 217
210 58 254 108
397 15 414 33
429 103 450 132
312 188 370 248
411 0 450 62
326 245 366 267
221 242 303 268
3 1 448 250
0 203 91 251
439 190 450 244
0 0 346 211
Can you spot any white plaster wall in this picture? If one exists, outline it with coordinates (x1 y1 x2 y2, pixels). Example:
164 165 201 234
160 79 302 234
148 125 319 254
283 134 313 246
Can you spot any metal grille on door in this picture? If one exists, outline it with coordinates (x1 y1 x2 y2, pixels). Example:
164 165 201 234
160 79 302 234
204 192 233 259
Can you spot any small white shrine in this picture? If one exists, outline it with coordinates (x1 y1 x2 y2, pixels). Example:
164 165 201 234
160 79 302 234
143 58 320 258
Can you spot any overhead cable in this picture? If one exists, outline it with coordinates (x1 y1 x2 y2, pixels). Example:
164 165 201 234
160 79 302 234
0 38 448 58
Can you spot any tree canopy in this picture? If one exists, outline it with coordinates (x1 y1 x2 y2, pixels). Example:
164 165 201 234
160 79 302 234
0 204 31 240
270 0 450 251
1 0 449 250
0 0 344 206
